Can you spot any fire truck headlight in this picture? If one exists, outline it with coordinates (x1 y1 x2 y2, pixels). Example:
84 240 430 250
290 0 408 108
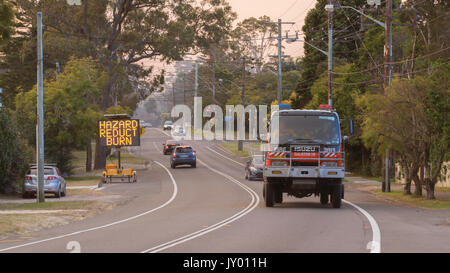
271 161 289 167
321 161 338 167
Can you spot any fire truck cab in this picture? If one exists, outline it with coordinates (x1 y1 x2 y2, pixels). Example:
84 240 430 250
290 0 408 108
263 105 346 208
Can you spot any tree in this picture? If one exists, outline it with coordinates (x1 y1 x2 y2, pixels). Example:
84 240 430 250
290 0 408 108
291 0 372 109
0 0 14 44
360 63 449 199
15 58 103 174
230 16 277 73
0 108 31 193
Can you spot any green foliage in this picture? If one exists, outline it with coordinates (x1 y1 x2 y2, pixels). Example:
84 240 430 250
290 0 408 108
105 105 133 116
0 108 31 193
14 58 103 174
291 0 368 109
0 0 14 44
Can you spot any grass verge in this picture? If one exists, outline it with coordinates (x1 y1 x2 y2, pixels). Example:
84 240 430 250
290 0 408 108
0 200 98 211
371 190 450 209
0 201 114 237
219 142 249 157
66 176 101 187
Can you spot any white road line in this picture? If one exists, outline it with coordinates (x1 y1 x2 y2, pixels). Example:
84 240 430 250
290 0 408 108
142 158 259 253
342 200 381 253
152 142 161 153
155 128 171 137
206 147 246 167
207 145 382 254
0 161 178 253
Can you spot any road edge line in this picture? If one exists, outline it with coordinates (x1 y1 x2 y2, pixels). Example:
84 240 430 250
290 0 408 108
0 161 178 253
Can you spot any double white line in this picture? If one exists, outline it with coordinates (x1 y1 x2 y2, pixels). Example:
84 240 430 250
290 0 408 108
141 157 259 253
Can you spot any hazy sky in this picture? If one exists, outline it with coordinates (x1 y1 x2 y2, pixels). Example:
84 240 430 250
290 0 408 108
227 0 317 58
151 0 318 90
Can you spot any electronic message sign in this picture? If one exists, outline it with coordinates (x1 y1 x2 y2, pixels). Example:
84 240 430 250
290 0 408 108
98 119 140 147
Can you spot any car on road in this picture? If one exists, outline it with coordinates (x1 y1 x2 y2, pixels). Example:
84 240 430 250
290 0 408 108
22 165 67 198
172 125 186 136
163 140 181 155
163 120 174 130
141 121 152 128
170 146 196 168
245 155 264 180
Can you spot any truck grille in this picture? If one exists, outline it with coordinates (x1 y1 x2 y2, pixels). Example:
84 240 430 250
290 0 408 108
291 161 317 167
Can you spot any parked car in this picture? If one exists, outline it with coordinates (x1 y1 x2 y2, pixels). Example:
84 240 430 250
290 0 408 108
245 155 264 180
163 140 181 155
22 165 67 198
170 146 196 168
163 121 174 130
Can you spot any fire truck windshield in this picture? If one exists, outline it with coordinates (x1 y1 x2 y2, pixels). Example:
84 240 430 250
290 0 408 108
271 115 340 145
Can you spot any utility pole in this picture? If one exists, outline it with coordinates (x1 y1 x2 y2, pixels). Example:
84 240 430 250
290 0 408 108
36 12 45 203
266 19 295 105
383 0 393 192
327 0 334 107
183 72 186 104
238 57 246 152
212 62 216 100
277 19 283 105
172 85 175 109
195 62 199 97
384 0 393 88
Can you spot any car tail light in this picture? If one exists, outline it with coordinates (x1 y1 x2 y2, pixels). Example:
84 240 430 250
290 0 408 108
173 153 176 157
165 145 168 149
47 176 57 180
192 152 196 156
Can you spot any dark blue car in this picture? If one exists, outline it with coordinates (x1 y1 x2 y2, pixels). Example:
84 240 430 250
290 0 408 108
170 146 196 168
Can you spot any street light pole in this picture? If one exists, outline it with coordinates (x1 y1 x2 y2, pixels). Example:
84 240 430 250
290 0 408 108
384 0 393 193
36 11 45 203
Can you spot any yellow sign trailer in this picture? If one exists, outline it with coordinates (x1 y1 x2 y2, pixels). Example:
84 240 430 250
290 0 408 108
99 114 141 184
103 162 137 183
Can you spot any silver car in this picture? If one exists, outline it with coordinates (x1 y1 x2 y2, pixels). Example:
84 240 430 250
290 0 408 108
163 121 174 130
22 165 67 198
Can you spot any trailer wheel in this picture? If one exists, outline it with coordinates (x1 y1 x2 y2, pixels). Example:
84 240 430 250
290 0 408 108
264 182 274 207
331 185 342 208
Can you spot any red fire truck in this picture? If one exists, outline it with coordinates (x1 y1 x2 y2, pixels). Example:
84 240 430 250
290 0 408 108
263 105 348 208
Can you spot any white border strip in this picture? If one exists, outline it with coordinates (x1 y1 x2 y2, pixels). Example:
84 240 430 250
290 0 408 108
0 161 178 253
342 200 381 253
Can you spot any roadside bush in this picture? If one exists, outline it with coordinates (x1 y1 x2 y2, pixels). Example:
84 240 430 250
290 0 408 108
0 108 30 193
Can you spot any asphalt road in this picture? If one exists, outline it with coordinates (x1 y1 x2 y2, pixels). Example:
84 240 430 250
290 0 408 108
0 128 449 253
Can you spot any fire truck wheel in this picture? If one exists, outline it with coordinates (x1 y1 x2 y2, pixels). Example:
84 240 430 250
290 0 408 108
264 183 274 207
274 189 283 204
331 185 342 208
320 192 329 205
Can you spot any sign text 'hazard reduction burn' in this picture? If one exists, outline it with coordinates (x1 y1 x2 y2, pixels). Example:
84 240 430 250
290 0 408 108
98 119 140 147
